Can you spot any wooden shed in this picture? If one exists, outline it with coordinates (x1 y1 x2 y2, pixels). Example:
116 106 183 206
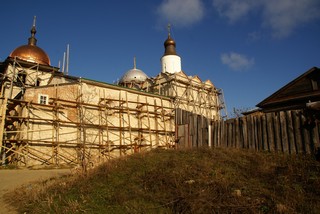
257 67 320 112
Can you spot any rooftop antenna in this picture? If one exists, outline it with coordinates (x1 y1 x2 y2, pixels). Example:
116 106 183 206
62 52 66 73
133 56 136 69
66 44 70 75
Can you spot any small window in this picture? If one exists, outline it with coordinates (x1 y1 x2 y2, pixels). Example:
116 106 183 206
38 94 48 105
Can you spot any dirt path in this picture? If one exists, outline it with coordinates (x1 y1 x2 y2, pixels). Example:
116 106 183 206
0 169 71 214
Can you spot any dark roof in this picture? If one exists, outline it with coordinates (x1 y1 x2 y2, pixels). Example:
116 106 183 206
257 67 320 112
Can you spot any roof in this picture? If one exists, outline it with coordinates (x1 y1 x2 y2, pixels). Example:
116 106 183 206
257 67 320 111
119 68 148 84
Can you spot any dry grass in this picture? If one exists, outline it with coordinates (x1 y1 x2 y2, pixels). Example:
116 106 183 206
5 148 320 213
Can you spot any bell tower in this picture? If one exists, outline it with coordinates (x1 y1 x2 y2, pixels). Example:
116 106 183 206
161 24 181 73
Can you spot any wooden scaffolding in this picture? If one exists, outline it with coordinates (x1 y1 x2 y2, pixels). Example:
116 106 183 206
0 78 175 167
143 71 227 120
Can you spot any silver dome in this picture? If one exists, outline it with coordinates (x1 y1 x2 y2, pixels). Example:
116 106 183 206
119 68 148 84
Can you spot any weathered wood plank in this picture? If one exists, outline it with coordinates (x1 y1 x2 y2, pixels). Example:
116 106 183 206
235 118 240 148
203 118 208 147
253 116 258 151
313 120 320 151
193 114 198 147
274 112 281 152
256 115 262 150
280 111 288 153
241 117 248 149
225 122 229 147
248 116 253 150
221 120 225 147
300 113 310 153
229 120 233 147
293 110 303 153
266 112 274 152
198 115 203 147
214 121 218 147
262 114 268 151
286 111 295 154
217 120 221 147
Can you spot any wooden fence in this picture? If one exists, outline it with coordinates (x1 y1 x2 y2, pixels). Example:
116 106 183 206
176 109 320 154
175 108 209 148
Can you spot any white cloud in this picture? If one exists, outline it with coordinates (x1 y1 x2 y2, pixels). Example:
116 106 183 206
221 52 254 71
212 0 320 38
157 0 205 27
212 0 259 23
263 0 320 38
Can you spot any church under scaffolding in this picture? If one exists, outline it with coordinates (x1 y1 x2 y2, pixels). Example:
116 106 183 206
0 20 226 167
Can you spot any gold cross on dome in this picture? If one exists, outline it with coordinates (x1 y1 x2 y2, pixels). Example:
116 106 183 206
167 23 171 36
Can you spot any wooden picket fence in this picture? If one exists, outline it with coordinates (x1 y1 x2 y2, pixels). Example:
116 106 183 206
176 109 320 154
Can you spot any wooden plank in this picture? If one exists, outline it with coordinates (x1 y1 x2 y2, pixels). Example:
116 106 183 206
185 124 190 148
222 120 227 148
213 121 218 147
246 115 252 149
286 111 295 154
241 117 248 149
145 97 152 149
126 92 133 153
178 124 185 137
256 116 262 151
211 121 215 147
280 111 288 153
217 120 221 147
193 114 198 147
153 99 159 147
231 119 235 147
0 98 8 156
292 110 303 153
313 119 320 151
198 115 203 147
262 114 268 151
266 113 275 152
203 118 208 147
310 126 317 153
253 116 258 150
300 112 310 153
252 115 257 150
235 118 240 148
177 125 184 148
256 116 261 151
231 120 235 147
274 112 281 152
227 121 232 147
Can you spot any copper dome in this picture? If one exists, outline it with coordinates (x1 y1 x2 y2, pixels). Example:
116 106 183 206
9 17 51 66
164 36 176 47
163 35 177 56
10 44 50 65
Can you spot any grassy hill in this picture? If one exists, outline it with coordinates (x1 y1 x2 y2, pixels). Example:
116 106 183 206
6 148 320 213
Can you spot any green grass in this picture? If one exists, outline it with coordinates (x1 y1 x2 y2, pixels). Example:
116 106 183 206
6 148 320 213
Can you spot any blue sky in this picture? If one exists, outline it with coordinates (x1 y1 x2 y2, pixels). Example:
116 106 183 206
1 0 319 116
